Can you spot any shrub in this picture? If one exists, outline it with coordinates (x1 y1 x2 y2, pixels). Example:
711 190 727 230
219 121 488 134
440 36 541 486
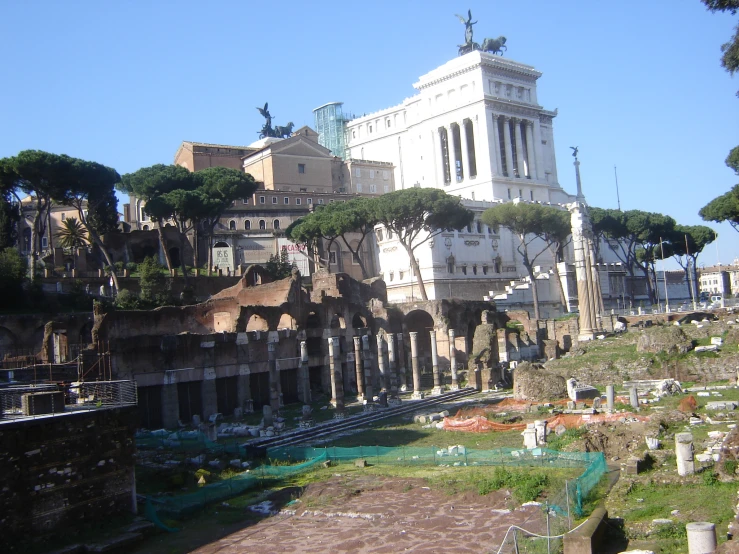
126 262 138 272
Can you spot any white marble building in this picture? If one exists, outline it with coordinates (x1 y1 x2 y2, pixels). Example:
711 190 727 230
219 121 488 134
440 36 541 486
334 51 584 311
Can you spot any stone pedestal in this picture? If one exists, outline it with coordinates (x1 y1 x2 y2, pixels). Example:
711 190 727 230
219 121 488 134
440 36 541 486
448 329 458 390
263 405 273 428
430 330 442 395
686 522 717 554
534 420 547 445
468 363 482 391
522 425 538 449
201 371 218 422
410 332 422 399
676 433 695 476
606 385 615 411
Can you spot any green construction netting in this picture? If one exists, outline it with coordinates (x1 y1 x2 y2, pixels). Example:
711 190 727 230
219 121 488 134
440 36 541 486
136 430 247 456
144 446 607 529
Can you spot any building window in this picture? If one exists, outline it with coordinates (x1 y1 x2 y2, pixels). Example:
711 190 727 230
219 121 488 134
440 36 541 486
370 169 375 179
140 207 149 222
518 189 522 198
318 199 324 204
243 198 249 204
260 196 265 204
142 225 149 231
284 197 289 205
447 256 455 273
42 236 48 248
386 119 391 128
389 271 394 281
384 185 389 193
355 167 361 178
387 229 393 239
530 190 534 201
229 220 236 230
307 198 312 205
369 124 373 134
352 131 356 139
272 197 277 204
507 188 511 200
300 187 307 192
482 265 488 275
259 219 266 230
357 183 363 193
61 213 66 221
399 271 404 280
296 198 301 205
329 251 337 264
298 163 305 174
472 264 477 275
273 219 280 229
461 265 467 275
376 229 384 242
383 170 389 180
369 184 376 193
329 199 334 203
245 220 251 230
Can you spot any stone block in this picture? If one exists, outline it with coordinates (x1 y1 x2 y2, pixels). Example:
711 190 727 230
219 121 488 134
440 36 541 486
355 459 368 468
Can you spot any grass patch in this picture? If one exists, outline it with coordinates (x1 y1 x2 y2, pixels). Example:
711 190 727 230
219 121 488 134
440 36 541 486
546 427 587 452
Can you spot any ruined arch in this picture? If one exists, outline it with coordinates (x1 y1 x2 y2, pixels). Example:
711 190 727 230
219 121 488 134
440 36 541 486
351 313 367 329
277 313 297 330
246 314 269 332
329 313 346 330
306 311 321 329
404 309 434 364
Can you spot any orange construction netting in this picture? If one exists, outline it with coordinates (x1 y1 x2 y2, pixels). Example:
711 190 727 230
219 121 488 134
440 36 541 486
441 411 649 433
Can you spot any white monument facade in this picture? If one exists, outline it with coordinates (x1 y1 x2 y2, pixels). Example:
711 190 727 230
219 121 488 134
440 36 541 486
340 51 581 310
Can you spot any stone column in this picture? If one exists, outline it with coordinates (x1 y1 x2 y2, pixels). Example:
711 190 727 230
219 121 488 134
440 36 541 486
410 331 422 399
490 114 503 176
434 128 446 186
430 330 442 395
362 335 373 402
299 340 311 405
606 385 615 411
377 334 387 391
459 120 469 180
387 333 398 394
629 387 639 409
161 383 179 429
448 329 458 390
532 119 544 180
569 201 600 340
513 119 525 179
328 337 344 412
676 433 695 476
525 120 536 179
268 341 280 413
534 420 547 444
502 116 514 179
353 336 364 399
396 333 407 389
202 368 218 421
686 522 717 554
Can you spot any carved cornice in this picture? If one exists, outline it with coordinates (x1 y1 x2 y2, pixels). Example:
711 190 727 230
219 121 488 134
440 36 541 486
485 99 542 119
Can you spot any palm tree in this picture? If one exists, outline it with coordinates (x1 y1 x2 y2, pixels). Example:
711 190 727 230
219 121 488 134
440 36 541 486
55 217 88 251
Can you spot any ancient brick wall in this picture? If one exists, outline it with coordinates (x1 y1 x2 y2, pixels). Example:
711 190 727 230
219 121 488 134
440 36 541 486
0 406 137 548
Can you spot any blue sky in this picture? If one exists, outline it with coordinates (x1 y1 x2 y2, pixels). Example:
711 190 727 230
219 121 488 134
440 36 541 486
1 1 737 268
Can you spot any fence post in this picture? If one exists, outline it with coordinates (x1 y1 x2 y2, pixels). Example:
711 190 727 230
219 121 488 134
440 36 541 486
376 445 380 466
513 528 519 554
565 480 571 529
546 501 551 554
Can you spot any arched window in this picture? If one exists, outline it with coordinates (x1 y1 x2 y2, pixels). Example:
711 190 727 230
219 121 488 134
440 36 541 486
376 228 384 242
273 219 280 229
259 220 266 230
476 221 482 233
142 225 149 231
229 220 236 230
245 220 251 230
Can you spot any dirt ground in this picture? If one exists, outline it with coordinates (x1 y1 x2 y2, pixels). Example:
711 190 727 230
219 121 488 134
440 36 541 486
190 475 549 554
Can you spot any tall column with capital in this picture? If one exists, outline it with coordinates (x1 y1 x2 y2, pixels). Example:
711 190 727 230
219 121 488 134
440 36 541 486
514 119 526 179
353 336 364 399
459 120 469 181
377 334 387 391
268 341 280 413
328 337 344 412
387 333 398 394
396 333 407 389
448 329 458 390
410 331 422 399
525 120 536 180
490 114 503 177
299 340 311 405
362 335 373 402
502 117 514 179
533 119 544 180
430 330 442 395
433 129 445 187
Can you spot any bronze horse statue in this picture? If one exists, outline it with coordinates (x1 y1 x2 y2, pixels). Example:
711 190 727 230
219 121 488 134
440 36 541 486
274 122 294 139
481 36 507 56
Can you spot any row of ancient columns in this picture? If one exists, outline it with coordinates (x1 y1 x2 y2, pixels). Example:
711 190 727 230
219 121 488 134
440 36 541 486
434 120 475 185
322 329 461 412
490 115 540 180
